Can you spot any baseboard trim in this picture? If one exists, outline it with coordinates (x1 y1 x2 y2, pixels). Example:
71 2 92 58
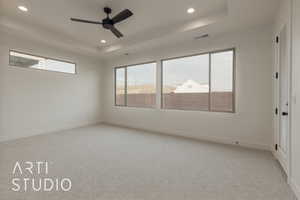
1 120 271 152
103 122 271 151
272 150 289 175
290 179 300 200
0 120 103 143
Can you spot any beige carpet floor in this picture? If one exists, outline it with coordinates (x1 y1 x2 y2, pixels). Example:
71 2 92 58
0 124 297 200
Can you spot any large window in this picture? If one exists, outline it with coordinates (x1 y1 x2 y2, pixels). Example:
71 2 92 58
115 67 126 106
9 50 76 74
114 49 235 112
210 50 234 112
162 49 235 112
162 54 210 111
115 62 156 108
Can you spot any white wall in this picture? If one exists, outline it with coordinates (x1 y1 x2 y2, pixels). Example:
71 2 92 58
102 25 274 150
0 31 103 142
291 0 300 198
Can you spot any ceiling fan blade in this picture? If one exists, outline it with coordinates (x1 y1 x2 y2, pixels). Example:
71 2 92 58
109 25 123 38
70 18 102 24
112 9 133 24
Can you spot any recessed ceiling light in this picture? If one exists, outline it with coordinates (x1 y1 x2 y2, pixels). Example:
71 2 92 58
18 6 28 12
187 8 195 14
100 40 106 44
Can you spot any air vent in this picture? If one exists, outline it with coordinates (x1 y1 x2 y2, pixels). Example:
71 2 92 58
195 34 209 40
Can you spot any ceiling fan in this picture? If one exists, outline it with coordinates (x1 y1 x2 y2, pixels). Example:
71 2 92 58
71 7 133 38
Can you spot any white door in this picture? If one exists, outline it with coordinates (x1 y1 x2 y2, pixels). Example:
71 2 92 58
276 25 290 173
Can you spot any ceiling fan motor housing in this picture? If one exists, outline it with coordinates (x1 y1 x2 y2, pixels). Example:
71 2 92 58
103 7 113 29
102 18 114 29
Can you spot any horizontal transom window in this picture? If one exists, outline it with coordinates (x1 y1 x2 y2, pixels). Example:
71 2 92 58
9 50 76 74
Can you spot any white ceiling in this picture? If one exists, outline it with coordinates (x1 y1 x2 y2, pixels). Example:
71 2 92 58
0 0 279 59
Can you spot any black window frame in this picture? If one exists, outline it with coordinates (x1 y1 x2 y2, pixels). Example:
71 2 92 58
161 48 236 113
114 48 236 113
9 50 77 74
114 61 157 108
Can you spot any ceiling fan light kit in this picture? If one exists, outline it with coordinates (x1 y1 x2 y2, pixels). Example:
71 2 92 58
71 7 133 38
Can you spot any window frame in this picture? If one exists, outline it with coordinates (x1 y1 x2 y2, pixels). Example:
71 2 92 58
161 48 236 113
114 48 236 113
114 66 127 107
9 50 77 75
114 61 157 108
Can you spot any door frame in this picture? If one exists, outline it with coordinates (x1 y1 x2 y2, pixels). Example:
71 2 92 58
274 23 292 180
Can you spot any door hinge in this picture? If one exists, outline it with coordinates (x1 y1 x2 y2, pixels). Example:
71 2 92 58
275 144 278 151
275 72 279 79
276 36 279 43
275 108 278 115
